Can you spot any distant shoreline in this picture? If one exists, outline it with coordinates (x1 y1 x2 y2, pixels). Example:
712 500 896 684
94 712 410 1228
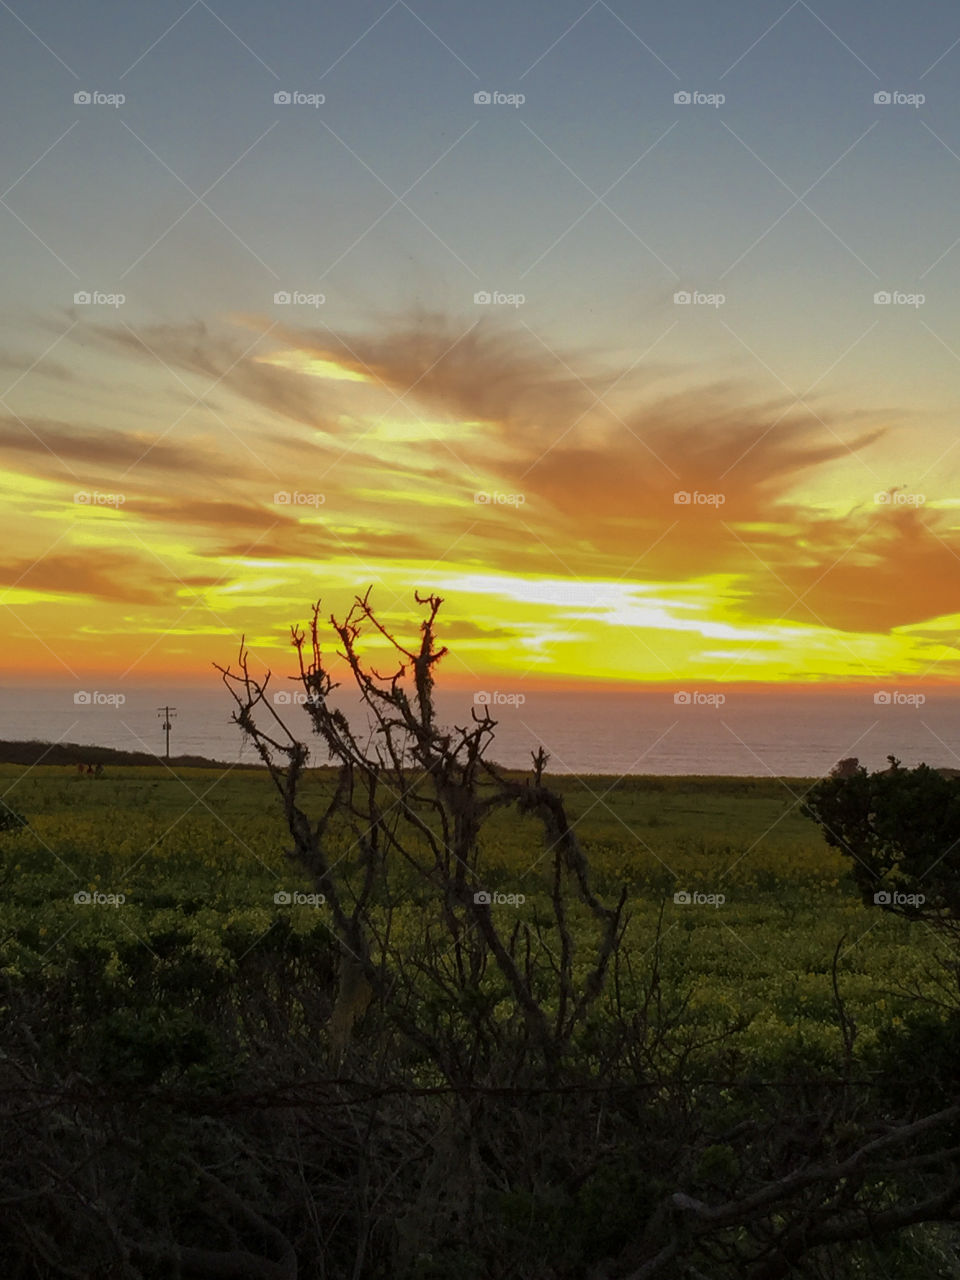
0 739 254 770
5 738 957 783
0 738 819 780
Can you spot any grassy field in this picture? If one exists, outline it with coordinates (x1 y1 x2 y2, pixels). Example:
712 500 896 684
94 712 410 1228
0 762 944 1067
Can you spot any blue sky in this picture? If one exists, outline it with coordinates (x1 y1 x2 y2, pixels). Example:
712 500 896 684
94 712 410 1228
4 0 960 364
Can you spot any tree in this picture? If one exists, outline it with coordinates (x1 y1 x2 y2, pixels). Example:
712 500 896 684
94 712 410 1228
830 757 861 779
218 588 628 1082
804 760 960 939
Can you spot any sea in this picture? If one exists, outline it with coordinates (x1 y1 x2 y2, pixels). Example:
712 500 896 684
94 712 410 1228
1 684 957 778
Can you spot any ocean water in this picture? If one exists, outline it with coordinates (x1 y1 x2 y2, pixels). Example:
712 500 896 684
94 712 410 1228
1 684 957 778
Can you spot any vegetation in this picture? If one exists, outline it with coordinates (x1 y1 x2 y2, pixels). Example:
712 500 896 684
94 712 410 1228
805 756 960 941
0 737 237 769
1 597 959 1277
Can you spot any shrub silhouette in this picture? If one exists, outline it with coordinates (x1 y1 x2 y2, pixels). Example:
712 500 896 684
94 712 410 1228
804 760 960 934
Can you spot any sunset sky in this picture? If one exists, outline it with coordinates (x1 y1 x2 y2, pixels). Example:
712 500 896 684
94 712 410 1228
3 0 960 694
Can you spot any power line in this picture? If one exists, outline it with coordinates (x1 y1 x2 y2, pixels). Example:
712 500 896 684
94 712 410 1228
157 706 178 760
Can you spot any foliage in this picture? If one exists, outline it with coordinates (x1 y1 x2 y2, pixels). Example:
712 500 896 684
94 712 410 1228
804 759 960 936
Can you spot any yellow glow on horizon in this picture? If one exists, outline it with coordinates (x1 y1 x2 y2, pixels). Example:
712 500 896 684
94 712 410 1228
256 350 371 382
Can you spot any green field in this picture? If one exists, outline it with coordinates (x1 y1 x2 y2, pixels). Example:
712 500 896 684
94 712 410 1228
3 760 958 1278
0 762 943 1065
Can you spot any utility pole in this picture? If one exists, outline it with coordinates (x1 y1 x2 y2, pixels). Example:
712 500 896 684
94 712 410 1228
157 706 177 760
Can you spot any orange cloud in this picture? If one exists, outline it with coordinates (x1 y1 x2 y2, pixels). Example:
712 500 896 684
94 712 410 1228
6 311 957 683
